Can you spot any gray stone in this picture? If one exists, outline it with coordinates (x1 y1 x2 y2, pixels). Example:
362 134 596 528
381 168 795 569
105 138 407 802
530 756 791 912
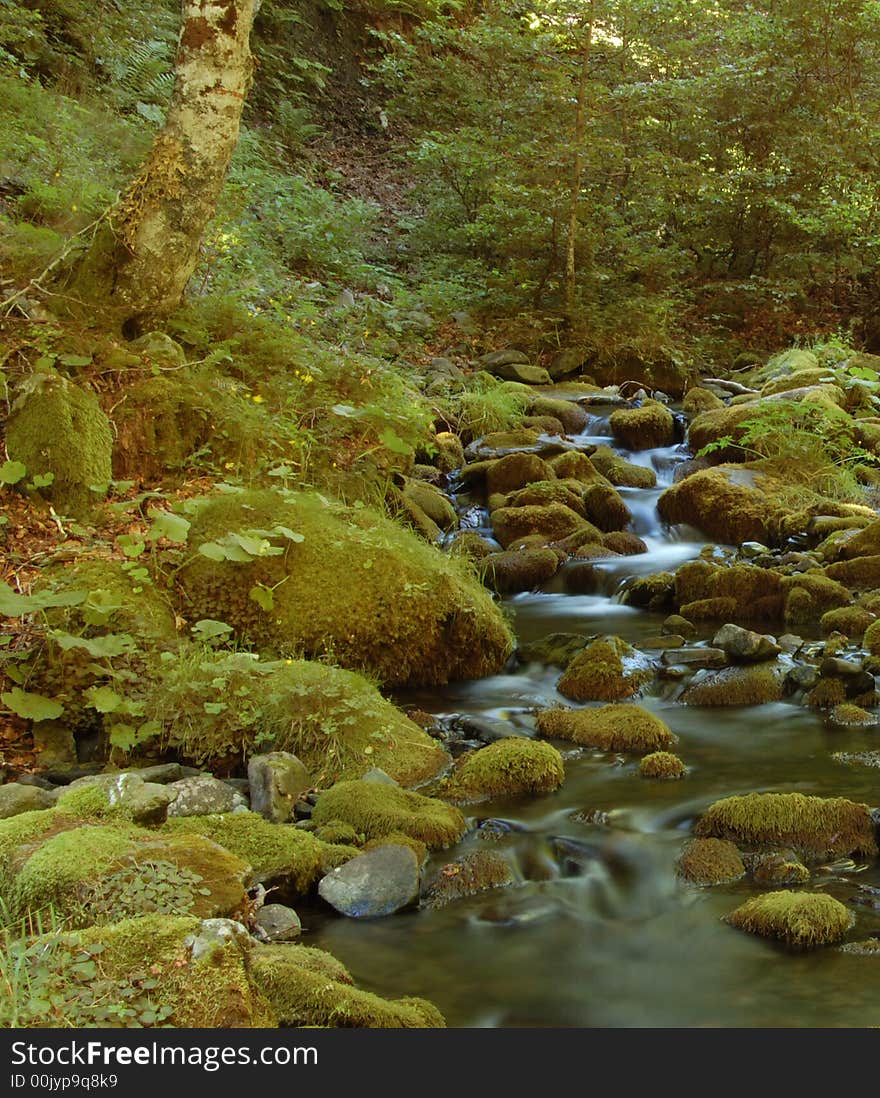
548 349 585 380
662 614 697 638
254 903 302 942
787 664 820 690
661 647 727 669
479 349 531 369
361 768 399 787
494 362 553 385
318 845 420 918
247 752 311 824
106 773 174 825
129 331 186 367
31 720 77 768
740 541 770 559
184 919 250 960
428 357 464 381
166 775 247 818
713 623 782 663
0 782 57 818
133 763 187 784
820 657 866 678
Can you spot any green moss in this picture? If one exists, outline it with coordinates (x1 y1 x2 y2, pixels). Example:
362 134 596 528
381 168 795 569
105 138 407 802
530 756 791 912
447 530 495 561
820 605 875 637
548 450 607 484
864 618 880 655
162 811 342 891
431 432 465 474
556 636 653 702
588 446 658 488
782 572 853 626
503 479 588 517
6 373 112 515
807 678 847 709
609 400 675 450
694 792 878 862
582 483 632 531
491 503 590 548
484 452 553 496
480 548 561 594
143 650 449 786
727 891 853 948
249 945 445 1027
674 561 783 621
536 704 675 753
443 738 565 803
680 663 787 706
528 396 587 434
623 572 675 611
362 831 428 864
603 531 647 555
313 820 361 846
311 781 467 849
517 632 589 668
179 490 512 689
760 368 838 397
828 704 877 727
639 751 685 779
682 387 725 416
825 554 880 589
676 838 745 885
422 851 515 909
401 480 457 531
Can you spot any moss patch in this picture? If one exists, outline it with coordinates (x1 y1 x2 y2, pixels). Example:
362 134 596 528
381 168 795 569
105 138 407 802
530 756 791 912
536 704 675 753
443 738 565 803
422 851 515 908
609 400 675 450
695 792 877 862
727 891 853 948
639 751 685 779
311 781 467 849
676 838 745 885
680 663 787 706
556 636 653 702
178 488 513 687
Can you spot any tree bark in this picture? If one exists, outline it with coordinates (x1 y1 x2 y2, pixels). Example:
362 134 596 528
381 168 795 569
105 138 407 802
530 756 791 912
69 0 257 332
564 0 597 321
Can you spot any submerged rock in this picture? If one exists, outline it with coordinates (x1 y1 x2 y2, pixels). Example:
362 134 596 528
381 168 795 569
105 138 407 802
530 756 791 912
638 751 685 779
422 851 515 909
712 623 782 663
609 400 675 450
680 662 787 706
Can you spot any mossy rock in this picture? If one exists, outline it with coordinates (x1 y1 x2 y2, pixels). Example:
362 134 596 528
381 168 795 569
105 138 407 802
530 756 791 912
401 480 458 532
142 649 449 785
549 450 607 484
751 851 810 886
589 446 658 488
503 479 589 518
556 636 653 702
676 838 745 885
485 452 553 495
162 811 353 892
480 548 560 594
820 605 875 638
536 704 675 753
311 781 467 850
528 396 588 434
249 943 444 1027
726 891 853 948
422 850 515 909
658 466 809 547
447 530 496 560
6 373 112 516
603 531 647 555
609 400 675 450
782 572 853 626
825 555 880 590
491 502 590 548
863 618 880 655
443 738 565 803
682 387 724 416
4 915 276 1027
760 368 838 397
674 560 783 622
834 517 880 560
178 489 513 688
624 571 676 611
828 703 878 727
4 818 249 926
680 662 787 706
517 632 590 668
582 482 632 531
639 751 685 779
694 792 878 862
431 431 465 474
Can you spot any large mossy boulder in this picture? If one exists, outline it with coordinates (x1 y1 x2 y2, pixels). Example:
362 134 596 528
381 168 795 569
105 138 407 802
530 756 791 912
726 891 853 949
178 489 513 687
491 502 589 547
443 738 565 803
311 780 467 849
556 636 653 702
676 838 745 885
536 703 674 753
679 662 788 706
141 650 449 786
6 373 112 515
658 466 809 547
694 792 878 862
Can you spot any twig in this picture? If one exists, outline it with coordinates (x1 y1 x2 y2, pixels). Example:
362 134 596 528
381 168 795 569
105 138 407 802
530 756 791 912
47 507 66 539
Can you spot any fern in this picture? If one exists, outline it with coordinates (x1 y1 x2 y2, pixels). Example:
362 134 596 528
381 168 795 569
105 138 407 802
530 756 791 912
108 38 175 122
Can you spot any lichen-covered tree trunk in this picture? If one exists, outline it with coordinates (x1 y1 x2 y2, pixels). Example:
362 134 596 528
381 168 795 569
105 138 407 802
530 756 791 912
69 0 256 332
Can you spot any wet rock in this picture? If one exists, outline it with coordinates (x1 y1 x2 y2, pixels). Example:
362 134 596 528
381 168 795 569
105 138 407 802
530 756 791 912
481 547 560 593
750 851 810 887
623 572 675 611
0 782 57 818
517 632 590 668
662 613 696 637
422 851 515 909
563 561 600 594
450 715 529 745
786 664 820 691
528 396 588 434
134 763 189 784
661 647 726 669
639 751 685 779
536 703 674 753
828 703 879 727
485 452 553 495
680 662 787 706
106 773 175 825
248 752 312 824
167 775 247 818
548 349 585 379
254 903 302 942
589 446 658 488
361 768 399 786
727 891 853 948
444 738 565 802
677 838 745 885
556 635 653 702
712 623 782 663
609 400 675 450
492 503 589 547
739 541 770 559
318 845 420 918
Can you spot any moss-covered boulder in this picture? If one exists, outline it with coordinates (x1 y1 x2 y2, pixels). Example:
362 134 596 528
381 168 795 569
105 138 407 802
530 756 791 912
589 446 658 488
682 387 725 417
556 636 653 702
680 662 787 706
782 572 853 626
825 554 880 590
548 450 608 484
675 560 784 622
503 479 589 517
528 396 588 434
676 838 745 885
639 751 685 779
658 466 806 547
485 452 553 495
820 605 875 638
422 850 515 909
162 811 353 892
582 482 632 531
443 738 565 803
250 943 444 1027
480 548 560 594
178 489 513 687
141 650 448 785
2 915 276 1028
6 373 112 515
726 891 853 948
609 400 675 450
431 431 465 474
311 781 467 849
536 703 675 753
751 851 810 886
694 792 878 862
491 502 590 547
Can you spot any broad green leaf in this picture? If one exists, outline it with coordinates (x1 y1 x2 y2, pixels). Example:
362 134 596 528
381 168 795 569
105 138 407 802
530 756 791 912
58 353 92 367
0 460 27 485
191 619 233 640
29 472 54 489
272 525 305 543
379 428 413 455
203 701 228 714
249 585 274 611
50 631 136 658
147 509 191 543
0 581 88 617
1 687 64 721
84 685 124 713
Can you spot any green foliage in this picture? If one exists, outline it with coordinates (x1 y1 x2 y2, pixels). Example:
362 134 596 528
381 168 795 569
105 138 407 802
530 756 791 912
439 372 528 440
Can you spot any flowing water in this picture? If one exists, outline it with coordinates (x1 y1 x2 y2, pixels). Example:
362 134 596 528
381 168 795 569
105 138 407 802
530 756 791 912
310 399 880 1027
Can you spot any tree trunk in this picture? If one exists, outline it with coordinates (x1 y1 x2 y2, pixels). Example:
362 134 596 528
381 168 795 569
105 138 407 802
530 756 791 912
564 0 597 321
68 0 257 332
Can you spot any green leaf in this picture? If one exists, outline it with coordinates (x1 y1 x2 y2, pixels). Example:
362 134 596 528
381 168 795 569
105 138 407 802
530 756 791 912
271 525 305 543
197 541 229 562
50 631 136 658
147 509 191 543
191 619 233 640
249 585 274 611
0 461 27 485
29 472 54 489
118 535 146 558
58 354 92 367
203 701 228 714
379 428 413 455
0 581 88 617
1 687 64 721
84 686 124 713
